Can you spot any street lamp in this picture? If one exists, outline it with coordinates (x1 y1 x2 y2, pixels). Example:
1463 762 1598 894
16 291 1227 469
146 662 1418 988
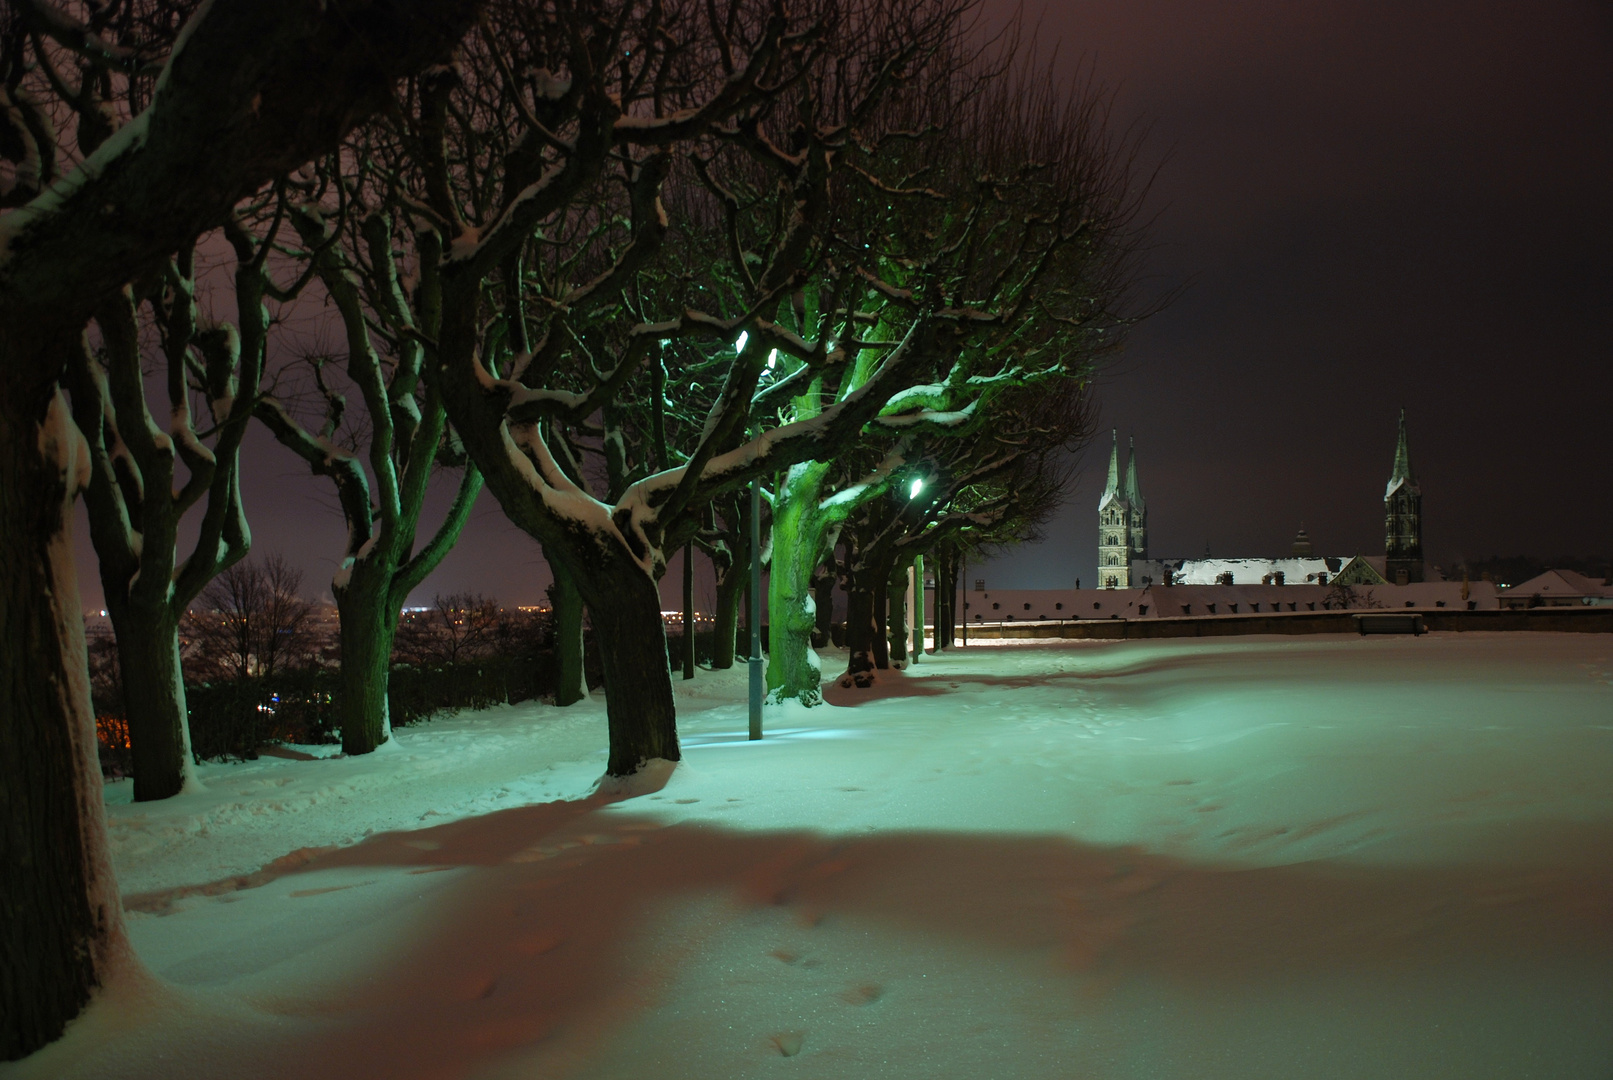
906 475 928 662
748 432 763 740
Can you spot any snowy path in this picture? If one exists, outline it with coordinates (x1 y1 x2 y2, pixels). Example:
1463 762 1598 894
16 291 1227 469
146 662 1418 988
12 634 1613 1079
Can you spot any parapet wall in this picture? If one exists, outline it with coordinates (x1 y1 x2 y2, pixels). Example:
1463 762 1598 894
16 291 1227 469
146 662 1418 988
959 607 1613 640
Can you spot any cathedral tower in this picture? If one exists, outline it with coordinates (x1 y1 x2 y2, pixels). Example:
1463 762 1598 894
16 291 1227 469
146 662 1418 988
1124 436 1147 562
1097 431 1132 588
1384 409 1423 583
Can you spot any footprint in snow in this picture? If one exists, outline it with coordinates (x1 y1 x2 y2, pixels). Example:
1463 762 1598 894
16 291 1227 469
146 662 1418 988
840 983 883 1005
770 1031 806 1057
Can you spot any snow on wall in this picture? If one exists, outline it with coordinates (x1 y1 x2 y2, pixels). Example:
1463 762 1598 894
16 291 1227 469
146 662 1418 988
941 581 1499 623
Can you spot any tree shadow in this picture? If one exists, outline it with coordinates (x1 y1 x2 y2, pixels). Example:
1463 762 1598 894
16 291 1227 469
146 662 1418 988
87 789 1613 1080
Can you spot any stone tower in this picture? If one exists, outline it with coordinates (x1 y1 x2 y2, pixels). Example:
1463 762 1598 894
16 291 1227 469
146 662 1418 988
1384 409 1423 584
1124 436 1147 563
1097 430 1132 588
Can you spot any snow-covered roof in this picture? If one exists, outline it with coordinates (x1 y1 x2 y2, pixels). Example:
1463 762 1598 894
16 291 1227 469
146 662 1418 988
1138 580 1497 615
948 581 1500 621
1508 569 1613 599
957 588 1143 622
1134 557 1353 586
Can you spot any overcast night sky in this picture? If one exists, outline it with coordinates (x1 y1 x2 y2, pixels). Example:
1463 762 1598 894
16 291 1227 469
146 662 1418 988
71 1 1613 608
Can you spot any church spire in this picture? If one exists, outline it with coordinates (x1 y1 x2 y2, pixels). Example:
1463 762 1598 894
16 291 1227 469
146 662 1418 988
1385 408 1418 498
1123 435 1144 506
1102 429 1121 499
1384 408 1424 583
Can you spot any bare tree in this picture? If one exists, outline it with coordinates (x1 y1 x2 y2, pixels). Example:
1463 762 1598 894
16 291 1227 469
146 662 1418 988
254 191 484 755
187 555 316 684
354 0 987 776
63 200 301 802
395 592 501 666
760 48 1148 701
836 382 1092 682
0 0 480 1057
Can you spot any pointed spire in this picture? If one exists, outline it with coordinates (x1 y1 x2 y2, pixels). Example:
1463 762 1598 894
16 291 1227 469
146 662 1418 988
1123 435 1144 506
1385 408 1418 498
1101 428 1120 500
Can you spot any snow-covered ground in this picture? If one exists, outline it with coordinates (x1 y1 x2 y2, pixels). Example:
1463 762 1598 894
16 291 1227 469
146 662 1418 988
11 634 1613 1080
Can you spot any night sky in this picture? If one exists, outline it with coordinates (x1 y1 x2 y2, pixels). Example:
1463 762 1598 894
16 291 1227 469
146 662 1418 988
72 1 1613 609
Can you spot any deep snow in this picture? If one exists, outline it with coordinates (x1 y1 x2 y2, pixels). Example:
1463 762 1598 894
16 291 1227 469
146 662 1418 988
9 633 1612 1079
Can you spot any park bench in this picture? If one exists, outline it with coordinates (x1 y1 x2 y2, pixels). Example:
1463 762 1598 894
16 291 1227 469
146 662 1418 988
1354 612 1425 636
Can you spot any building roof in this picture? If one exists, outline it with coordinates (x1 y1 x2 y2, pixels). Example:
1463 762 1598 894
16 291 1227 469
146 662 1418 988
1138 580 1496 615
952 581 1500 622
1508 569 1613 599
1333 554 1390 585
1134 557 1351 586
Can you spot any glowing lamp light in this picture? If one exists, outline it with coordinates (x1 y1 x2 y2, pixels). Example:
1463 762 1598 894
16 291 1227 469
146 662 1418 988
735 331 749 352
767 349 778 369
909 477 924 499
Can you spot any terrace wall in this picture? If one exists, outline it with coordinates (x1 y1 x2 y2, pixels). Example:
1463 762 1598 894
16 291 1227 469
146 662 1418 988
957 607 1613 641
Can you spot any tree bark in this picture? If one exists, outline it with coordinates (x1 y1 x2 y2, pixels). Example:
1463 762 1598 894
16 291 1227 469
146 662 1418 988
108 603 192 801
710 546 745 669
766 479 830 704
931 550 950 650
0 387 124 1060
887 557 911 666
842 566 880 684
811 558 837 649
335 571 395 755
547 556 587 707
931 550 947 650
682 542 696 679
582 564 680 775
869 545 897 672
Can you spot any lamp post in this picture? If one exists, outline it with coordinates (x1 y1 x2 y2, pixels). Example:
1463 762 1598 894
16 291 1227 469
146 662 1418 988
912 553 924 661
748 453 763 740
907 476 925 664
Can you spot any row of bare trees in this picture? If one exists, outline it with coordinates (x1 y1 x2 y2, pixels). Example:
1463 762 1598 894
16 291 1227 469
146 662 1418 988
1 0 1146 1056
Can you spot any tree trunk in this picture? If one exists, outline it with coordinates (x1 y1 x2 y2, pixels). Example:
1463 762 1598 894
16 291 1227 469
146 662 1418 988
811 558 836 649
335 572 396 755
109 603 194 800
710 549 745 669
1 387 124 1060
582 564 680 775
766 491 828 704
869 545 896 671
681 542 696 679
887 557 911 666
842 574 879 683
944 552 959 647
547 555 586 707
932 551 951 650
